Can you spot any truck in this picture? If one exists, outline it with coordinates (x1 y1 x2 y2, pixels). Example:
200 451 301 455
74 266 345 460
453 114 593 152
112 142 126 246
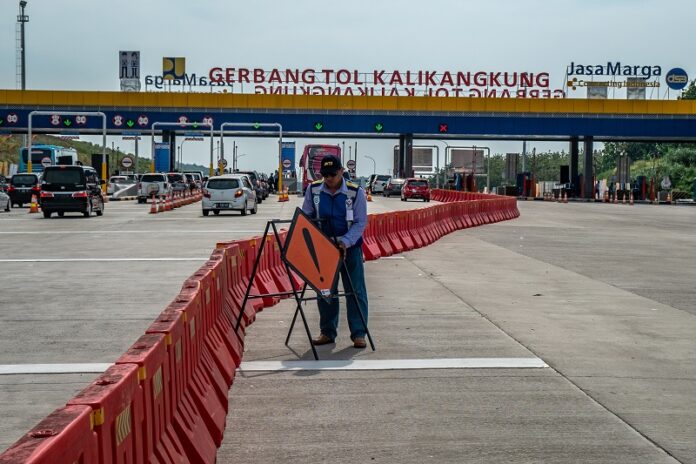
299 144 341 193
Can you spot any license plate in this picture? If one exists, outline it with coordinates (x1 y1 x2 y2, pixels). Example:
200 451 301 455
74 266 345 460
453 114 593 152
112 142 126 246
216 203 230 208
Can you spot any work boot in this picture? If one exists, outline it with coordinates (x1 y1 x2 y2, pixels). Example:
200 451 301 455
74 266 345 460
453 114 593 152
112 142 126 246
312 334 335 346
353 337 367 349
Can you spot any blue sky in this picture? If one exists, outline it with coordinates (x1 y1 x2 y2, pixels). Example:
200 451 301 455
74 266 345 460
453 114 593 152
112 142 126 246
1 0 693 175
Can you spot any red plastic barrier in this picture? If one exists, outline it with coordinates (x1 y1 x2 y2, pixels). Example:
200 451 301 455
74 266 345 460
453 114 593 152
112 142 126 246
394 212 414 251
116 333 187 464
385 212 404 254
67 364 144 464
228 239 266 313
265 233 293 297
361 216 382 261
407 210 424 248
175 284 228 448
0 405 98 464
373 214 394 257
146 310 193 464
162 293 220 464
216 242 257 327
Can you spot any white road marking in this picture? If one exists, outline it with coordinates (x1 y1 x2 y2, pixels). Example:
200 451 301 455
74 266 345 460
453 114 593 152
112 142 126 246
0 363 112 375
382 256 406 260
239 358 548 372
0 230 262 235
0 258 209 263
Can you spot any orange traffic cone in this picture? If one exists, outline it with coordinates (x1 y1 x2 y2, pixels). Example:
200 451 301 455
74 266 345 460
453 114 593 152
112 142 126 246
622 191 626 205
150 193 158 214
158 195 164 213
613 192 618 204
28 194 40 213
629 191 634 206
367 189 373 202
666 192 672 204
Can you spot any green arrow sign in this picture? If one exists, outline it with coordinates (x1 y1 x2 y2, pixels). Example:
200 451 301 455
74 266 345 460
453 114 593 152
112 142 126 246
63 119 72 127
192 122 199 129
374 123 384 132
253 122 261 130
314 122 324 131
0 118 4 126
126 119 135 128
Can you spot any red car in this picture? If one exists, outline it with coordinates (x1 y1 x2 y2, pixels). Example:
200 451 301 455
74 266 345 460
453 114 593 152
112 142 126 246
401 178 430 202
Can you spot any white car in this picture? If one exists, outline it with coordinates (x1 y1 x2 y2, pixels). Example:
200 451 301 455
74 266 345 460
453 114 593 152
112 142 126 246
137 173 169 203
0 190 10 212
371 174 391 193
202 174 257 216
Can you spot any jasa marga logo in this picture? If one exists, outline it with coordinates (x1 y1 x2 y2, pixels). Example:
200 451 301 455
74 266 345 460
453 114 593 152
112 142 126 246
665 68 689 90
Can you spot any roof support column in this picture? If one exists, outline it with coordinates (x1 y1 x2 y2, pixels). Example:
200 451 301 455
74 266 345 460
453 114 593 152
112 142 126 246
583 136 594 199
570 136 579 197
398 134 413 178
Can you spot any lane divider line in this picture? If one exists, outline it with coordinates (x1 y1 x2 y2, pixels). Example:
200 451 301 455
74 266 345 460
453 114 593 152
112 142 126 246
0 258 210 263
0 230 263 235
239 357 548 372
0 363 113 375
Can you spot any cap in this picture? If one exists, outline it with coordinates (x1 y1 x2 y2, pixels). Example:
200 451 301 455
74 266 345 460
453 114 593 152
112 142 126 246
320 155 342 176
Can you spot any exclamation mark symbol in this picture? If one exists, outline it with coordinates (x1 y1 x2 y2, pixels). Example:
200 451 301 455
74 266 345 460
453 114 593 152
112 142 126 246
302 227 323 282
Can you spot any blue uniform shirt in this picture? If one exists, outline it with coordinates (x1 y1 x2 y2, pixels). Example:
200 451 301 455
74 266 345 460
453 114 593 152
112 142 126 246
302 178 368 249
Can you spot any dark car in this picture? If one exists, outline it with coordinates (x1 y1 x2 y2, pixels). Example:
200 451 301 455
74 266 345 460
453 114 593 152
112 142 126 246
401 178 431 202
236 170 265 203
167 173 190 194
8 173 41 207
40 166 105 218
383 178 405 197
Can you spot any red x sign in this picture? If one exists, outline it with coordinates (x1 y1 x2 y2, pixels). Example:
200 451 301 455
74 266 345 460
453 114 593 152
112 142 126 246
439 123 448 133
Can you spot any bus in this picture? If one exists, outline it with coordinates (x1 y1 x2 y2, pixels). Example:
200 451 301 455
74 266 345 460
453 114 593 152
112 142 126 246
299 144 341 193
19 145 79 173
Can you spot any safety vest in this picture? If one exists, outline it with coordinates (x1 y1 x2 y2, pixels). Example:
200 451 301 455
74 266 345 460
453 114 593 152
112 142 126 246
309 180 360 243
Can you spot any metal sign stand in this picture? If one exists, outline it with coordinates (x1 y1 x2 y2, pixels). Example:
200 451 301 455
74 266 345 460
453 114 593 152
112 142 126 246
234 217 375 360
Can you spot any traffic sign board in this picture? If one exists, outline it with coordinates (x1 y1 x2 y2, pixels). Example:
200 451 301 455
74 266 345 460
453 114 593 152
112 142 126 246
346 159 356 170
220 158 228 168
121 156 134 168
282 159 292 168
283 208 341 300
41 157 52 167
374 122 384 132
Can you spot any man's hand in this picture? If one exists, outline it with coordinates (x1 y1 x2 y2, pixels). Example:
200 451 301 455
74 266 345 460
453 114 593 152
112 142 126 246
338 240 348 255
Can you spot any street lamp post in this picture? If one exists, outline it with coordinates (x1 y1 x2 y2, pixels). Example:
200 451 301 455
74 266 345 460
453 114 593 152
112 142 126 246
18 1 28 90
364 155 376 175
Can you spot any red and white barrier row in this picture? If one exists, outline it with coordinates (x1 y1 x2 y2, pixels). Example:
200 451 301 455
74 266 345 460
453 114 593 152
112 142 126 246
0 191 518 464
150 190 203 214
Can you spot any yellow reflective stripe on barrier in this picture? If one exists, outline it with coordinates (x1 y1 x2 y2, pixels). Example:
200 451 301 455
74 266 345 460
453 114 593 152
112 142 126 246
189 318 196 339
153 367 163 399
165 334 173 346
175 339 183 363
92 407 105 426
138 366 147 381
206 288 210 305
115 405 132 446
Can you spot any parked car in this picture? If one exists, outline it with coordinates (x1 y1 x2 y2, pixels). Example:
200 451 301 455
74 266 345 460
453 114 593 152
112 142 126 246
383 178 405 197
137 173 169 203
0 189 10 212
202 174 257 216
401 178 431 202
236 170 265 203
7 173 41 207
370 174 391 194
40 165 105 218
0 175 8 193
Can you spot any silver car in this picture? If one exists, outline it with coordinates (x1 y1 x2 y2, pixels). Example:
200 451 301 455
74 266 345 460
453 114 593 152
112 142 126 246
202 174 257 216
0 190 10 212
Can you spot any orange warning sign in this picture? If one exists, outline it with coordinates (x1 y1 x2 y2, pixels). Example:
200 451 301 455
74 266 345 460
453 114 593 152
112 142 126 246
283 208 341 299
